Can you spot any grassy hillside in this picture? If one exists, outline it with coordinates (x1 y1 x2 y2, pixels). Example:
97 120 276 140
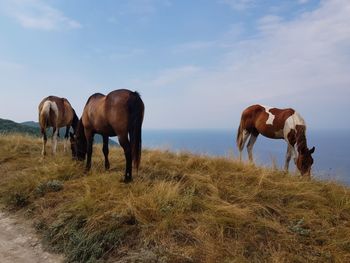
0 134 349 262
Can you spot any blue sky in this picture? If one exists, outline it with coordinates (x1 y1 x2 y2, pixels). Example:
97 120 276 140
0 0 349 129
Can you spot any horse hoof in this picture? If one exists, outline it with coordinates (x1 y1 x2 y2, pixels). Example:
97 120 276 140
123 177 133 183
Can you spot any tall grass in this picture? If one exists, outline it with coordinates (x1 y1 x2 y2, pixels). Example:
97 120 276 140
0 134 349 262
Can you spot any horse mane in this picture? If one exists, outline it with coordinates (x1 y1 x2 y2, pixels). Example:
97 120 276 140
77 118 85 138
72 109 79 132
296 125 308 153
133 91 141 98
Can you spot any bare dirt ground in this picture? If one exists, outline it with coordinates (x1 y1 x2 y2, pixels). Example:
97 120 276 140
0 211 63 263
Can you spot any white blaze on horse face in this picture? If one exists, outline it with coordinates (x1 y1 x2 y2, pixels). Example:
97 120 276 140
261 105 275 125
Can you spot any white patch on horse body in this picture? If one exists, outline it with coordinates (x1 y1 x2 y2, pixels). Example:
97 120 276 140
261 105 275 125
41 101 59 120
283 112 305 140
41 100 59 155
50 101 59 119
41 101 51 115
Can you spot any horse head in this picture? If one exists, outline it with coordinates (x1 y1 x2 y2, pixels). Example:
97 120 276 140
296 146 315 176
69 130 87 161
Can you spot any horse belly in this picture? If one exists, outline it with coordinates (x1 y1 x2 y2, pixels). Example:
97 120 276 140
94 124 116 137
258 128 284 139
56 119 69 128
97 130 116 137
274 129 284 138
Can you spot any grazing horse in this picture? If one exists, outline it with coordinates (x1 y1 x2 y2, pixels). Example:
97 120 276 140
70 89 144 183
38 96 78 156
236 104 315 176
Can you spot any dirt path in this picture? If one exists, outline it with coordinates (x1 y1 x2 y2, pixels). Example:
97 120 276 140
0 212 63 263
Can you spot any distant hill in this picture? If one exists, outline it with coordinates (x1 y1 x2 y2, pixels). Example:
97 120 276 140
21 121 40 128
0 118 40 136
10 119 119 146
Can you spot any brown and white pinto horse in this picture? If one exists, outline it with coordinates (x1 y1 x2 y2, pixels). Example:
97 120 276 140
70 89 144 183
237 104 315 176
38 96 78 156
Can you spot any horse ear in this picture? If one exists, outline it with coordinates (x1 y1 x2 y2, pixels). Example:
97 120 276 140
309 146 315 154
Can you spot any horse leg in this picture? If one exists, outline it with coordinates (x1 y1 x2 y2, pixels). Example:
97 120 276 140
41 128 47 156
292 147 297 165
52 127 58 155
64 125 70 153
118 134 132 183
247 131 258 162
284 144 293 171
85 131 94 171
102 136 110 170
238 129 250 161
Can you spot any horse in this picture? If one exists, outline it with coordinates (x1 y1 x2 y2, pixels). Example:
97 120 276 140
236 104 315 176
38 96 78 156
70 89 144 183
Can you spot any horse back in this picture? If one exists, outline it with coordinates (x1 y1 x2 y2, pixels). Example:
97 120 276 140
240 104 297 139
82 90 139 136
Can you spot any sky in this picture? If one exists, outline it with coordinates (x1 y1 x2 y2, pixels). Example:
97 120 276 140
0 0 349 130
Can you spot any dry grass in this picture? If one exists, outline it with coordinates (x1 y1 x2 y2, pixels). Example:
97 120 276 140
0 133 350 262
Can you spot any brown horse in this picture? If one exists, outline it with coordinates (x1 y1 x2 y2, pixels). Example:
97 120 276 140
38 96 78 156
70 89 144 183
237 104 315 176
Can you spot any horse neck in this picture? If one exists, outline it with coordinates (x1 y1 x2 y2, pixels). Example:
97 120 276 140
71 111 79 132
77 119 85 136
295 125 308 153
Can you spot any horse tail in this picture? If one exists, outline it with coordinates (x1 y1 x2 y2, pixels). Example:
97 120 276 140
236 120 244 151
39 101 52 132
128 91 145 172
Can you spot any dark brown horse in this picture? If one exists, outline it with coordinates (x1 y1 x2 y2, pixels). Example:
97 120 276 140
237 104 315 176
70 89 144 182
38 96 78 155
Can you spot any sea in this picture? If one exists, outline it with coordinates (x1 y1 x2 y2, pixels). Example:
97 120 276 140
139 129 350 185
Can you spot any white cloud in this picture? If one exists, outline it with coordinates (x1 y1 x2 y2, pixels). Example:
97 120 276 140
1 0 81 31
149 66 200 88
257 15 283 33
114 0 171 17
172 24 243 53
0 60 23 70
220 0 255 11
173 41 217 53
109 48 145 61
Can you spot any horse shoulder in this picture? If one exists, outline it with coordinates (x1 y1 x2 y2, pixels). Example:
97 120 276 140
283 110 306 139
